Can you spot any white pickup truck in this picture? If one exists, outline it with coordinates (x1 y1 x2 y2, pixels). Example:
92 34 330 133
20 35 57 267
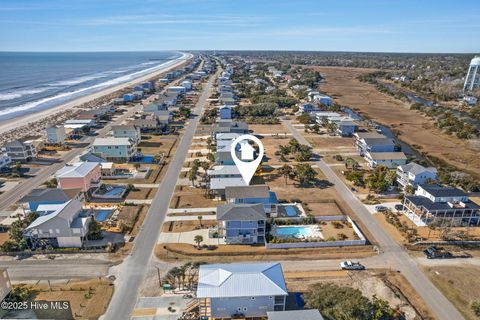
340 260 365 270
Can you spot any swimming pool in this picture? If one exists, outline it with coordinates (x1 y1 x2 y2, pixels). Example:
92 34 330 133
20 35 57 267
104 187 126 197
284 205 299 217
94 209 114 222
274 226 313 238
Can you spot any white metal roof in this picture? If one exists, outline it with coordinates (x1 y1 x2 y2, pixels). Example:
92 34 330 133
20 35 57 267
55 162 99 178
196 262 288 298
93 137 132 146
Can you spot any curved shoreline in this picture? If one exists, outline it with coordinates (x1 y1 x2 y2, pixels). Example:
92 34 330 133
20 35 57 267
0 52 192 136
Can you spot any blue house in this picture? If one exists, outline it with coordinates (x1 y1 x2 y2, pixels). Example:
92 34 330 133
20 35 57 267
219 105 233 119
197 262 288 318
123 94 135 103
216 203 267 244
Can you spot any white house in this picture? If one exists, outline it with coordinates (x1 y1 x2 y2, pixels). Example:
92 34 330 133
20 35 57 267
396 163 438 190
365 152 407 168
197 262 288 319
0 151 12 170
111 125 141 144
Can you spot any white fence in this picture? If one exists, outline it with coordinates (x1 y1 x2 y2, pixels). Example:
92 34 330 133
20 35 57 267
266 216 367 249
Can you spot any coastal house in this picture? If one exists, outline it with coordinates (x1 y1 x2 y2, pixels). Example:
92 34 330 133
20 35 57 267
403 184 480 226
46 126 66 144
299 103 318 113
130 115 162 132
182 80 193 90
335 120 358 137
197 262 288 319
356 137 396 156
212 121 249 136
64 119 96 129
396 163 438 190
207 165 241 179
111 125 141 144
23 200 91 248
19 188 83 213
166 86 187 94
4 140 37 163
225 185 278 214
92 137 137 162
219 105 233 119
309 93 333 106
209 177 246 199
152 110 172 126
216 203 267 244
55 162 101 192
364 151 407 169
0 151 12 171
143 103 167 113
267 310 324 320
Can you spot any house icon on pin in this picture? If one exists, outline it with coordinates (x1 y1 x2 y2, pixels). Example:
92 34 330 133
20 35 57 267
239 141 255 161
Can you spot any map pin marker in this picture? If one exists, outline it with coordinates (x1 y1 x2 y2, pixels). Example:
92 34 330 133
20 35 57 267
230 134 264 185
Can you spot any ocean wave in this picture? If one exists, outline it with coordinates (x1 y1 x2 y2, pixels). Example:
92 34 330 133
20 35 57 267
0 56 183 118
0 87 54 101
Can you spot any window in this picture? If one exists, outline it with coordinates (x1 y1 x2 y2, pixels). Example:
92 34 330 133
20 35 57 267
243 307 247 312
56 229 60 234
49 229 53 234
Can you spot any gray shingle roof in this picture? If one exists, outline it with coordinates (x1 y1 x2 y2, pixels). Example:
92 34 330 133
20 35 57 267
196 262 287 298
216 203 266 221
398 163 437 175
19 188 79 204
419 184 467 198
225 185 269 200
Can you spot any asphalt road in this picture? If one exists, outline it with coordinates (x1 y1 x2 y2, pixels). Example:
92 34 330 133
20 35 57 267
0 106 142 213
282 120 464 320
102 71 217 320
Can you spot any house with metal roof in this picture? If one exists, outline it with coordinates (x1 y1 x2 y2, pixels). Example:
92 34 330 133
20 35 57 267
267 310 324 320
216 203 266 244
207 165 241 179
4 140 37 163
55 162 101 192
197 262 288 319
219 105 233 119
403 184 480 226
92 137 137 162
364 151 407 169
356 137 397 156
396 163 438 190
112 125 141 144
212 121 249 136
209 177 246 199
23 200 91 248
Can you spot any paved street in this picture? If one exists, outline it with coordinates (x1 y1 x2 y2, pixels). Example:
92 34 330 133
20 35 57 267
0 105 142 213
102 71 217 320
282 119 464 320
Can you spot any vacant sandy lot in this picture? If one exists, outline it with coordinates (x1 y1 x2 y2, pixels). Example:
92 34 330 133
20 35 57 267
314 66 480 179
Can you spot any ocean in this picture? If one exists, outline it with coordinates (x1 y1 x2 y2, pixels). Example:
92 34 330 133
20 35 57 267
0 51 183 121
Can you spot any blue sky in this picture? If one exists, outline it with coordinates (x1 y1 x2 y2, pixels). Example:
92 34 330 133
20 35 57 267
1 0 479 53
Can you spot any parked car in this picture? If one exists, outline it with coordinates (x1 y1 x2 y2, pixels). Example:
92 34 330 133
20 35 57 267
424 246 452 259
375 205 388 212
394 204 405 211
340 261 365 270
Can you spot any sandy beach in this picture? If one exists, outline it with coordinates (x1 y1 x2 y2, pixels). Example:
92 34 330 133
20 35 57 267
0 52 193 137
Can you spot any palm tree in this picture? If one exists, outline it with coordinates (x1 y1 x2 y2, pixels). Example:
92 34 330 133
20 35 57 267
194 235 203 249
278 164 293 185
200 161 210 182
197 215 203 227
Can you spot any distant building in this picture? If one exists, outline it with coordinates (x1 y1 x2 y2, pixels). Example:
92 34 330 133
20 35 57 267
166 86 187 94
0 151 12 171
356 137 396 155
46 126 66 144
197 262 287 318
92 137 137 162
365 151 407 169
396 163 438 190
403 184 480 226
219 105 233 119
299 103 317 113
19 188 83 213
182 80 193 90
111 125 141 144
4 140 37 163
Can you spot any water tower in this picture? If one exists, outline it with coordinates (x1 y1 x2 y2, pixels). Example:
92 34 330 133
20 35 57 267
463 56 480 92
